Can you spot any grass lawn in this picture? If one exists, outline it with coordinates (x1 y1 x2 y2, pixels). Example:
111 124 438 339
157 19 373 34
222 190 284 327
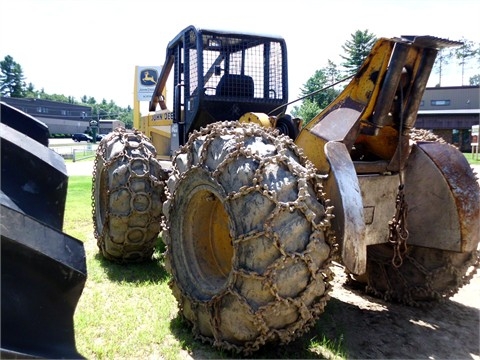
65 176 346 359
65 176 186 359
464 151 480 165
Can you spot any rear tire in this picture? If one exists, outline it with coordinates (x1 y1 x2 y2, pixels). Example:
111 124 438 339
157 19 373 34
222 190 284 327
363 245 479 304
92 128 168 263
275 114 299 140
162 121 335 354
1 102 86 358
358 132 480 305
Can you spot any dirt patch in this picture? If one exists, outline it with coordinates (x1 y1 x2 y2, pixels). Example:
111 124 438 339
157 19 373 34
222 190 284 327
322 263 480 359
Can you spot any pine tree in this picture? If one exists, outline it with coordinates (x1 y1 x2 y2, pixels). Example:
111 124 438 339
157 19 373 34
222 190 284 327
340 30 377 75
0 55 26 97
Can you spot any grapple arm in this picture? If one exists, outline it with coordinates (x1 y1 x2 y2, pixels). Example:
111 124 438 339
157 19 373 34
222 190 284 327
294 36 471 275
296 35 461 171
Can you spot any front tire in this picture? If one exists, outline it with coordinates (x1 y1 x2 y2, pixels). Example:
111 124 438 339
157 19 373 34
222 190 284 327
162 121 335 354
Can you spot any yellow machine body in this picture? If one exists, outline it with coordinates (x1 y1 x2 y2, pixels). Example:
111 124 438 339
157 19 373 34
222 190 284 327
295 36 479 274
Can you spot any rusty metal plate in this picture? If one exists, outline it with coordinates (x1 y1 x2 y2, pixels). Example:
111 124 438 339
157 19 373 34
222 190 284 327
324 141 366 275
404 142 480 252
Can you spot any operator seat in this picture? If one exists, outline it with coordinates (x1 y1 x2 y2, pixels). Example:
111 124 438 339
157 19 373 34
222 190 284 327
216 74 254 98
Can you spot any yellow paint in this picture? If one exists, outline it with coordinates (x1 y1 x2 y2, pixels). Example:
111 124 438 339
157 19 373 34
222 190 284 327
133 67 141 130
296 132 330 172
295 39 396 170
239 112 273 128
356 126 399 160
186 188 233 281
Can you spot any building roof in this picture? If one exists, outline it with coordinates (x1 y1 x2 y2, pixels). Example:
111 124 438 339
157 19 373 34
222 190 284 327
419 109 480 115
0 96 92 120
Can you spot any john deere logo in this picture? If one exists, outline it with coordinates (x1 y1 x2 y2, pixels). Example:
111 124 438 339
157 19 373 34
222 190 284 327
140 69 158 86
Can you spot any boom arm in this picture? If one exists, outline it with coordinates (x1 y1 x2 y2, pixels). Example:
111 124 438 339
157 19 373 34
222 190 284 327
296 36 461 172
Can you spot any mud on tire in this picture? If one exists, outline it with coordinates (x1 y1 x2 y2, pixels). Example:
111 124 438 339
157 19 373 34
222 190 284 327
162 121 335 354
364 245 479 304
92 128 168 263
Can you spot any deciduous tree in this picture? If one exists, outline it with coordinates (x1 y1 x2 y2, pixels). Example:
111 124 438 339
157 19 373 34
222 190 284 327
454 38 478 85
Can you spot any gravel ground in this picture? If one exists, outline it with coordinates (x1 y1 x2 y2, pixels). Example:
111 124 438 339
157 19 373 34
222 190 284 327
322 262 479 359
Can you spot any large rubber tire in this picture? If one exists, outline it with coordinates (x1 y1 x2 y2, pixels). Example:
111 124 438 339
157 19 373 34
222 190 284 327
275 114 300 140
162 121 335 354
364 245 479 305
92 128 168 263
357 131 480 305
1 102 86 358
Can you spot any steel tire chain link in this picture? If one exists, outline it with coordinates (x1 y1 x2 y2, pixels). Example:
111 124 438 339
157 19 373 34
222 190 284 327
364 249 480 307
165 121 336 354
92 127 166 260
388 184 409 268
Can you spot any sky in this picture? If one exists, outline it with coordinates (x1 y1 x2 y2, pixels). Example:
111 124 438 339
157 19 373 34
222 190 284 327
1 0 479 112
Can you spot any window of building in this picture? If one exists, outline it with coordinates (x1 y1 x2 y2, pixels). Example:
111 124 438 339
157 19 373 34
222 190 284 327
431 99 450 106
36 106 49 113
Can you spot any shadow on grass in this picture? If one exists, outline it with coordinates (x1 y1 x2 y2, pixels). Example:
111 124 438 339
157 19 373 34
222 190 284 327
95 238 170 284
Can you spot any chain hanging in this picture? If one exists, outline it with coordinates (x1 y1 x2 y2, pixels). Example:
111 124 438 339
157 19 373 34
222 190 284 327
388 183 409 267
388 83 409 268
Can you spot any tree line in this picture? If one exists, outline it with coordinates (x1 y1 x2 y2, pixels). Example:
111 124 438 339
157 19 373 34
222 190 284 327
1 31 479 126
0 55 133 128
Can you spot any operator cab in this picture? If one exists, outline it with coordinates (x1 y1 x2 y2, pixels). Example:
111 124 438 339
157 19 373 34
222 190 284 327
149 26 289 150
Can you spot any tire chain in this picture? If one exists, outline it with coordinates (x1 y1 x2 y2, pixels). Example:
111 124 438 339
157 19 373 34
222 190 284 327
92 127 168 261
349 128 480 307
164 121 337 354
363 249 480 307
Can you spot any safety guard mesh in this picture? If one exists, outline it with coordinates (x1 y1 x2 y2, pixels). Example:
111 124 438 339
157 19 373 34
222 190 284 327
199 35 284 100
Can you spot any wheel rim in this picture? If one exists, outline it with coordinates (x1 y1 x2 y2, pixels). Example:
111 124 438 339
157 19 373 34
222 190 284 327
180 184 233 299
